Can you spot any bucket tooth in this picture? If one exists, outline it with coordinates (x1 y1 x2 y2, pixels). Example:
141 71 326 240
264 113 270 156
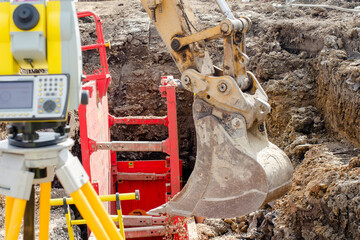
148 99 292 218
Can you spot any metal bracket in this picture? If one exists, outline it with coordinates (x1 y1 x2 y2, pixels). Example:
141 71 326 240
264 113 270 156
109 114 169 127
82 86 93 98
88 138 97 156
124 226 173 238
180 69 270 129
92 138 171 155
118 172 167 181
120 215 167 227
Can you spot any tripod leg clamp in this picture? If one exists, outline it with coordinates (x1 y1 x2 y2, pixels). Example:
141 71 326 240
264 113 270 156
56 149 89 194
0 153 34 200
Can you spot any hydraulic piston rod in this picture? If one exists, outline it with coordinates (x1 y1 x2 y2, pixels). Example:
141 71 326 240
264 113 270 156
216 0 235 19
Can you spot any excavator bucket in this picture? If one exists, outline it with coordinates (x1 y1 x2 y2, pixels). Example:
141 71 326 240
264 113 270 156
148 98 293 218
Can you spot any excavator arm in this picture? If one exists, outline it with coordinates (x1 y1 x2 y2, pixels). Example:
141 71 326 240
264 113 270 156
140 0 293 218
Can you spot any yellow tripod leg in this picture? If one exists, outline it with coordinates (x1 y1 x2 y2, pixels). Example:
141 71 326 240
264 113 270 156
81 182 123 240
6 198 27 240
71 187 110 240
39 182 52 240
5 196 15 236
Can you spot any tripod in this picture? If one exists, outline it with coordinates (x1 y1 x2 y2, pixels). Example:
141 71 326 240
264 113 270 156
0 0 121 238
0 131 122 240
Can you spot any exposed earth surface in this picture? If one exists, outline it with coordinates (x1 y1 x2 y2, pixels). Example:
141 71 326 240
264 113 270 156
1 0 360 239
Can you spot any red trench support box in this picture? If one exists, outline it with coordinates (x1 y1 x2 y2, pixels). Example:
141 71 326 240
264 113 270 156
77 11 185 239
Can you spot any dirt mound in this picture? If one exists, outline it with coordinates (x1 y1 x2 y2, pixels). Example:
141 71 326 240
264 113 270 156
196 146 360 240
273 145 360 239
240 1 360 158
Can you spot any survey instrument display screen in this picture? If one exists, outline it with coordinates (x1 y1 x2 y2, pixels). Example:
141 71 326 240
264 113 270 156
0 82 33 109
0 74 69 122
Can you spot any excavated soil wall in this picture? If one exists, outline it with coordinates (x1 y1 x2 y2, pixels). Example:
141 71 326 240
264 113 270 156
0 0 359 239
78 0 360 170
77 1 360 239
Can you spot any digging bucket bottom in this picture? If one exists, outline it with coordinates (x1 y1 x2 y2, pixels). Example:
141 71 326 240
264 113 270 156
148 99 293 218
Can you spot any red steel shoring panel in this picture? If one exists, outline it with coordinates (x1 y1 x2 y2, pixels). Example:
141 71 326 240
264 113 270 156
113 84 184 239
77 11 111 98
117 160 168 240
77 11 186 239
78 11 112 210
79 81 112 210
162 85 181 197
116 160 168 215
77 13 184 236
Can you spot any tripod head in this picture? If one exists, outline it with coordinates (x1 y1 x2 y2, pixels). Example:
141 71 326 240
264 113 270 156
0 0 87 147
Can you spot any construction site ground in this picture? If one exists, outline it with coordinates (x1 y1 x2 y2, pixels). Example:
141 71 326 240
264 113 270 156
1 0 360 239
